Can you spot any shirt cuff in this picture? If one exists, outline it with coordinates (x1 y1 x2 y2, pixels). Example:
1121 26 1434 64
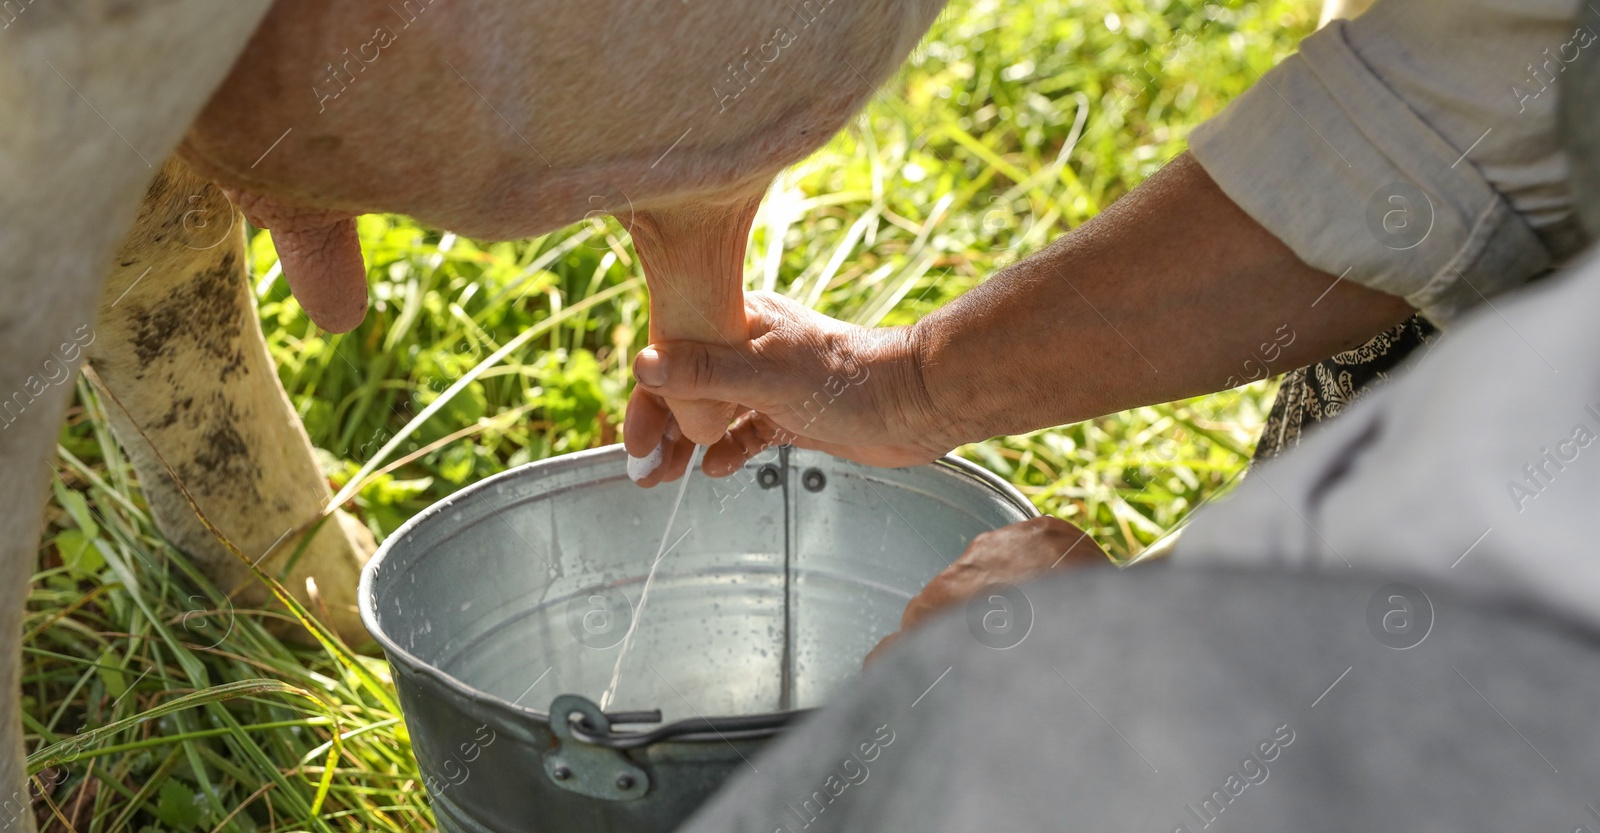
1188 21 1552 327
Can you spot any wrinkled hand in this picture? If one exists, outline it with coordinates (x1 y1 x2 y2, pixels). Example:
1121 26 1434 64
864 517 1110 665
622 291 958 487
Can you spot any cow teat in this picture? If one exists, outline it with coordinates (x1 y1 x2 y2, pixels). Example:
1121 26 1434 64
625 192 765 446
227 189 369 333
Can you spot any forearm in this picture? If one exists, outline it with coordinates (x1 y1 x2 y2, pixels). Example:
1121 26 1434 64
913 153 1415 444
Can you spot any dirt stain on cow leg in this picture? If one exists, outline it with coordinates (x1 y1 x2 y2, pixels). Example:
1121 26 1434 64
170 395 265 505
128 250 249 382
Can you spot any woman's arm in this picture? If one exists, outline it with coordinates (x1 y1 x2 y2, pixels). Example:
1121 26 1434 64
624 152 1415 481
914 152 1415 446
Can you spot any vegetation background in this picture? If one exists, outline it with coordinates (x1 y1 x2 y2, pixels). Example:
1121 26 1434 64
26 0 1308 829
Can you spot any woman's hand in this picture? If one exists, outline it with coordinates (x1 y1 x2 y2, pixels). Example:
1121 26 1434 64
863 517 1111 665
622 291 963 486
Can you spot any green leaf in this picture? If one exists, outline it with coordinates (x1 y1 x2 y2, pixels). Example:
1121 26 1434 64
99 660 128 700
362 474 434 506
154 779 205 830
52 481 98 538
55 529 105 578
438 443 476 484
535 348 605 430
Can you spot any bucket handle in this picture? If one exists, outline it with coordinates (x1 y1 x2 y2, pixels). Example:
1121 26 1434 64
543 695 652 801
566 707 805 750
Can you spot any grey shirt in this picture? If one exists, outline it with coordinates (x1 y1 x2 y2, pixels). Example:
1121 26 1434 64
1188 0 1588 324
1176 0 1600 639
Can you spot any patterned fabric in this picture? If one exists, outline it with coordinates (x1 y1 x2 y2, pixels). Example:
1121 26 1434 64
1252 315 1438 462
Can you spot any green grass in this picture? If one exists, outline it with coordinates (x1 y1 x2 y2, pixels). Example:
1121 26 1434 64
29 0 1311 829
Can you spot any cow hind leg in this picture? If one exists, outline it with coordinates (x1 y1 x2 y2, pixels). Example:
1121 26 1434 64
0 266 105 833
2 0 276 824
91 157 376 645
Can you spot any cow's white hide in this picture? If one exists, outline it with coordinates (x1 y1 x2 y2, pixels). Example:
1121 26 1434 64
93 157 375 646
1 3 274 827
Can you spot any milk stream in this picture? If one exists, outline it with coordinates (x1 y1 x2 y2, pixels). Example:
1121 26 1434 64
599 444 702 712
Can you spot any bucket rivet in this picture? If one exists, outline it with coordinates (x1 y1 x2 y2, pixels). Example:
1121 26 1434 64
616 774 636 790
802 469 826 492
757 465 781 489
552 764 572 781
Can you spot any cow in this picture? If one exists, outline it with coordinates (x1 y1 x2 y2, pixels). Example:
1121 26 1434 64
3 0 946 822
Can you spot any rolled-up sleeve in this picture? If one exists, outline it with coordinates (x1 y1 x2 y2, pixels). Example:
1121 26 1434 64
1188 0 1586 325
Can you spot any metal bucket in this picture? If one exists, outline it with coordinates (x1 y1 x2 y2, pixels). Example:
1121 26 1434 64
359 445 1035 832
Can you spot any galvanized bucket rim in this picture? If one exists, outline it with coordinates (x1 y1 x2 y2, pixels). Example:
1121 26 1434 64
357 444 1035 727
